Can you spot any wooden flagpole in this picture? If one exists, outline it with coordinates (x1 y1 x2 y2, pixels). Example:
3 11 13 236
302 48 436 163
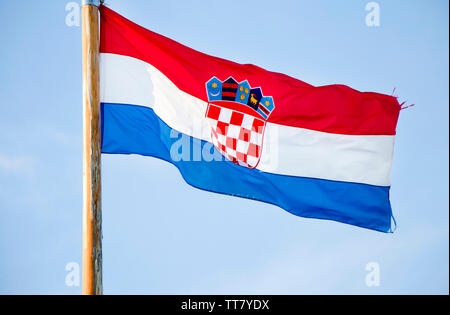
82 0 102 295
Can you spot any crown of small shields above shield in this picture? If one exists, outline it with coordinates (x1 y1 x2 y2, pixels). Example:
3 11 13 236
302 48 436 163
206 76 275 119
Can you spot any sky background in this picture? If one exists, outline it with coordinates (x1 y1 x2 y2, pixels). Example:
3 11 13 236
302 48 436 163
0 0 448 294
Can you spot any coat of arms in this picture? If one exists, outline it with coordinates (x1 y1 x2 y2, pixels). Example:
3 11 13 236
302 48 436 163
205 77 275 168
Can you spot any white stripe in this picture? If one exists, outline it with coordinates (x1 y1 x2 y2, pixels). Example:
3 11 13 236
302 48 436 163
100 53 394 186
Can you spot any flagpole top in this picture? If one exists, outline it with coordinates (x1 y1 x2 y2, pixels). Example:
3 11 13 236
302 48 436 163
82 0 104 7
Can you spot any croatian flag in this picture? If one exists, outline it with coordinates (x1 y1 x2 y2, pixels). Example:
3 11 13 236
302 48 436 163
99 6 400 232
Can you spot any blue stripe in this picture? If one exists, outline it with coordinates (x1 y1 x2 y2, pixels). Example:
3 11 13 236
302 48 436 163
101 103 394 232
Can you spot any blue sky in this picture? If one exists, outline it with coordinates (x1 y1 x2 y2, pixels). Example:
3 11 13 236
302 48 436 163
0 0 448 294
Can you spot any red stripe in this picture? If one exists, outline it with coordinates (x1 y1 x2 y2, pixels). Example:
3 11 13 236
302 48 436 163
223 83 238 88
99 5 400 135
222 92 236 97
258 104 270 115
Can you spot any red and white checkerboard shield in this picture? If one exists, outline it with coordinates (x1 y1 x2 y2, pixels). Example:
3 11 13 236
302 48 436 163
205 103 266 169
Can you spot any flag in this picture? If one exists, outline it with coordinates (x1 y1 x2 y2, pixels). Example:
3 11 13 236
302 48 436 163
99 5 400 232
